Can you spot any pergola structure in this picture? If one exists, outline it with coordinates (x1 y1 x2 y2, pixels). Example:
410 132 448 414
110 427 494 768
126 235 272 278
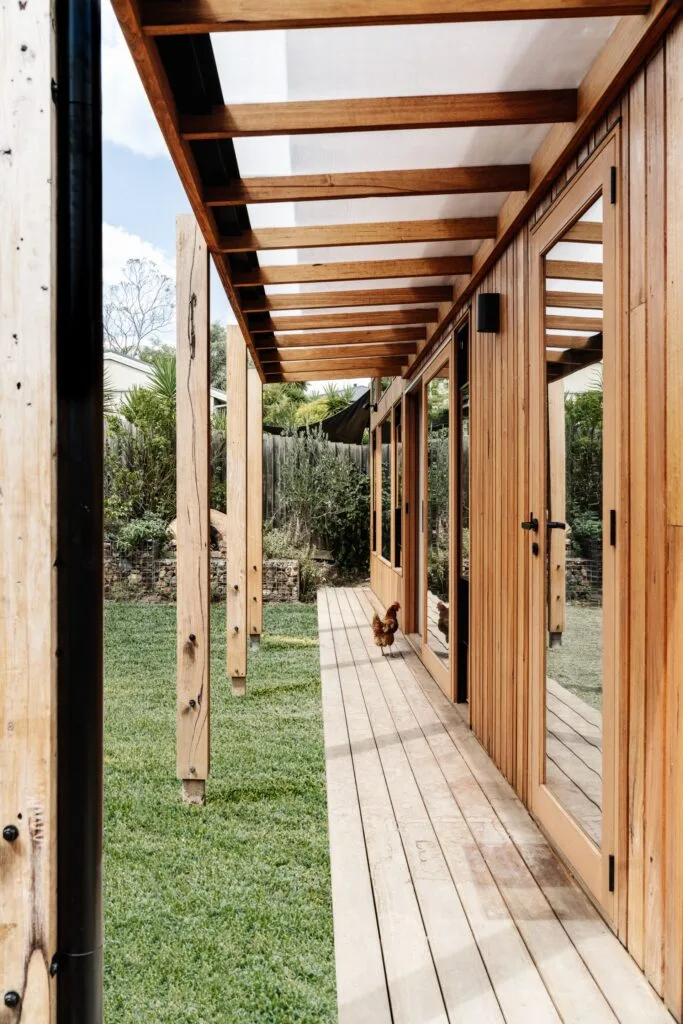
3 1 683 1022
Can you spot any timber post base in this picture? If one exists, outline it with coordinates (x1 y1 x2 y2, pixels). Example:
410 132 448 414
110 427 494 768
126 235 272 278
182 779 206 805
232 676 247 697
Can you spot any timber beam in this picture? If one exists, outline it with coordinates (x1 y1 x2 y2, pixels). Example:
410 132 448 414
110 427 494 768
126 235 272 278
204 165 530 204
234 256 472 286
181 90 578 139
545 290 603 309
142 1 652 34
259 341 419 362
249 309 439 333
219 217 497 252
240 285 453 312
265 327 426 347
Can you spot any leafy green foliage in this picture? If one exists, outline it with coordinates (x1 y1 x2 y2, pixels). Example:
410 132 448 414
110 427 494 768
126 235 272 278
116 512 170 557
263 527 330 601
565 388 603 555
104 602 336 1023
263 382 357 428
209 321 227 390
272 429 370 574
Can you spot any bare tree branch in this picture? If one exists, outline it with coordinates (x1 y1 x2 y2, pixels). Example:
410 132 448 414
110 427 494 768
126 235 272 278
103 258 175 358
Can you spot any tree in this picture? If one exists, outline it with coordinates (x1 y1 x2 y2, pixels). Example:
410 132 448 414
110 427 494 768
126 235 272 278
263 382 309 427
103 258 174 358
209 321 227 389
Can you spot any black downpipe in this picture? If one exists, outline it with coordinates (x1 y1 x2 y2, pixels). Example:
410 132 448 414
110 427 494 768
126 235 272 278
56 2 104 1021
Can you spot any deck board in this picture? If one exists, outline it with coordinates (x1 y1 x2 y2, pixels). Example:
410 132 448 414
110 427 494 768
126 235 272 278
320 587 674 1024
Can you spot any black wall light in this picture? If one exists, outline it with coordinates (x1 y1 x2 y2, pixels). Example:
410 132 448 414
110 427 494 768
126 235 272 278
477 293 501 334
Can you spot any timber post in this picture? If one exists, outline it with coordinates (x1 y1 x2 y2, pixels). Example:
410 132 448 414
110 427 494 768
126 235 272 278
247 366 264 650
175 215 211 805
226 327 248 694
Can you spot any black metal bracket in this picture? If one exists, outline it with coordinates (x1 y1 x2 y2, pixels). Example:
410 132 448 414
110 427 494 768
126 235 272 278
521 515 539 532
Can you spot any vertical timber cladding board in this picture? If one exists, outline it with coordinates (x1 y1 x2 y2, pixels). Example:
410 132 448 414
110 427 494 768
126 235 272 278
226 327 248 684
247 367 263 638
176 216 211 782
644 44 667 997
626 69 647 971
665 17 683 1020
0 0 58 1018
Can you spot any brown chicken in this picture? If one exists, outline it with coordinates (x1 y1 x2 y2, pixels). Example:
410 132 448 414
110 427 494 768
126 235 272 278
372 601 401 656
436 601 449 643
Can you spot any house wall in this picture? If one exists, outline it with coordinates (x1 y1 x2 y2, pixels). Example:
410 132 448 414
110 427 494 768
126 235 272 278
369 18 683 1019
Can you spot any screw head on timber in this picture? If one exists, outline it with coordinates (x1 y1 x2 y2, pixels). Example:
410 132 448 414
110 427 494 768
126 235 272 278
233 583 239 591
189 633 197 643
190 766 196 775
4 992 20 1009
189 699 197 709
233 625 239 633
3 825 19 843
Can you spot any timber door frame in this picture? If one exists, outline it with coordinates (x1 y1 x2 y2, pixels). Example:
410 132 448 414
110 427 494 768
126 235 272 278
528 134 623 921
419 345 455 698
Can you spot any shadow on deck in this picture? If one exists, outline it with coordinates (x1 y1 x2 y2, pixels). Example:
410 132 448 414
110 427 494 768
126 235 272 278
318 586 671 1024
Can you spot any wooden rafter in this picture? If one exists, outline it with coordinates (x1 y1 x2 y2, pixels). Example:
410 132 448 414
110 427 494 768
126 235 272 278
142 1 652 34
181 91 578 139
250 309 438 333
277 356 408 374
240 285 453 312
267 369 398 382
562 221 604 242
546 259 603 280
545 290 603 309
234 256 472 286
546 314 604 331
220 217 497 252
205 165 530 204
260 341 419 363
545 333 603 349
266 327 426 347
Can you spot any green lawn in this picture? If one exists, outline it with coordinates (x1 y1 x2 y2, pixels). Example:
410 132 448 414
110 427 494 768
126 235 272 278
104 602 336 1024
547 603 603 710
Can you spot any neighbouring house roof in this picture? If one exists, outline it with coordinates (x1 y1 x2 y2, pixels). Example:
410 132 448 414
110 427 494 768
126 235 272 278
104 351 227 405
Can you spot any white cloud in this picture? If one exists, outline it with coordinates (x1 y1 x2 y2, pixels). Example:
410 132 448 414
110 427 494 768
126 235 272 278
102 2 167 159
103 223 174 286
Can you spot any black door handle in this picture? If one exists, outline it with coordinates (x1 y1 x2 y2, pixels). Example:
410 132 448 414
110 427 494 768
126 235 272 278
521 516 539 532
547 521 566 530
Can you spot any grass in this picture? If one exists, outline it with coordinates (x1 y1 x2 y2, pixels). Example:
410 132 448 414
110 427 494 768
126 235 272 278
104 602 336 1024
547 603 603 709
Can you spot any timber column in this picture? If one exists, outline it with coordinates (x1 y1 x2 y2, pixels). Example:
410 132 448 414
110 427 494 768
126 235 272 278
226 327 248 694
247 365 264 649
176 215 211 805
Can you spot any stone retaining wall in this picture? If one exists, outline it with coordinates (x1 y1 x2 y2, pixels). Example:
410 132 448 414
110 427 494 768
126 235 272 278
104 551 299 603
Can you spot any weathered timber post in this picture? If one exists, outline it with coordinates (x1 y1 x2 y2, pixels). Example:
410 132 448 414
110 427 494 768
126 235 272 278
0 3 59 1017
548 378 567 647
247 366 264 650
226 327 248 694
176 216 211 805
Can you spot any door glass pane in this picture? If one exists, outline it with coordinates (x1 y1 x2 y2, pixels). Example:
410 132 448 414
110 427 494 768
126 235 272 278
460 383 470 582
426 366 450 666
381 419 391 561
543 195 604 847
394 406 403 568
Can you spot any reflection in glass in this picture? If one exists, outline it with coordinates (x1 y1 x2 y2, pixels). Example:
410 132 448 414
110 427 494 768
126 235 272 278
460 384 470 582
543 195 604 847
394 406 403 568
381 420 391 561
426 367 450 665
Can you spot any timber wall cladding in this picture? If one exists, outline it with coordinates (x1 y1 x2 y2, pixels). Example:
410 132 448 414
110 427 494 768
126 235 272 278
466 19 683 1020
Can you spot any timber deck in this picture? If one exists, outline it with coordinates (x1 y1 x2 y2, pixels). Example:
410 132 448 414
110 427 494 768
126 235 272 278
318 586 671 1024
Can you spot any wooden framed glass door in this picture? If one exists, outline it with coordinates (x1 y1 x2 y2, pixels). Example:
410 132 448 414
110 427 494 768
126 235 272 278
528 137 622 918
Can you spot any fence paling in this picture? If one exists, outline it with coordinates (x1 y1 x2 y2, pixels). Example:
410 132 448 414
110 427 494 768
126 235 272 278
262 434 369 526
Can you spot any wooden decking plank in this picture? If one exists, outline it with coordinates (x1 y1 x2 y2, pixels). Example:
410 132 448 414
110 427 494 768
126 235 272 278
547 708 602 774
316 591 392 1024
546 691 602 751
546 734 602 806
325 588 448 1024
547 677 603 729
336 589 504 1024
378 602 671 1024
346 590 597 1023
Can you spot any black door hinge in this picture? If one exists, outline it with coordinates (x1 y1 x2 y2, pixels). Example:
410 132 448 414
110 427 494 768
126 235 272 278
608 854 615 892
610 509 617 546
610 166 618 204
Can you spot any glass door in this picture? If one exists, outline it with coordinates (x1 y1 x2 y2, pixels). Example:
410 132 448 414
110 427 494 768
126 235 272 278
528 138 621 917
456 321 470 703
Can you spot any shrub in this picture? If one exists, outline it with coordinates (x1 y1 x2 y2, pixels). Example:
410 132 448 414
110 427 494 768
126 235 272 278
263 526 330 601
116 512 170 557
